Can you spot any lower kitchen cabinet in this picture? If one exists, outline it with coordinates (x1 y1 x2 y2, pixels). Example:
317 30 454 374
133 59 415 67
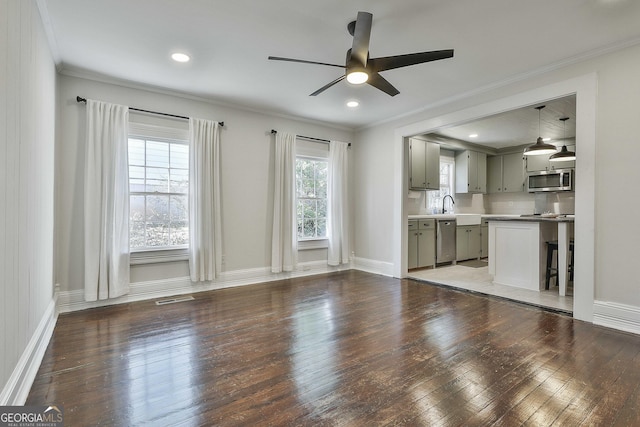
456 225 481 261
408 219 436 269
481 219 489 258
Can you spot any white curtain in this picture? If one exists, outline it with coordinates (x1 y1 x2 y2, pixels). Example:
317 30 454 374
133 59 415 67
271 132 298 273
188 118 222 282
328 140 350 266
84 99 130 301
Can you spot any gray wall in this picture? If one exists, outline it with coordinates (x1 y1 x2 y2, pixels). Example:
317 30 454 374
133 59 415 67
353 41 640 308
0 0 56 397
55 74 354 293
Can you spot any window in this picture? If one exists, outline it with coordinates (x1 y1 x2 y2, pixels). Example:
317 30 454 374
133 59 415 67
427 156 455 213
128 135 189 251
296 157 328 240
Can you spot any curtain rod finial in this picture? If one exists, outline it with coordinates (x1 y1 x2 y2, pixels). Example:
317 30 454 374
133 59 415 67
76 96 87 103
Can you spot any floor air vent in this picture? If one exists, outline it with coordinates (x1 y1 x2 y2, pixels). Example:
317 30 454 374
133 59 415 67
155 296 195 306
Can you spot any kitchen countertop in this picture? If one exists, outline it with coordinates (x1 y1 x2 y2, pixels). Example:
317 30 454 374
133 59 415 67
487 215 574 223
408 214 521 220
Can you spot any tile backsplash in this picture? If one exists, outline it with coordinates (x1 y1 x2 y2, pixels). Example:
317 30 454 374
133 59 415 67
406 191 575 215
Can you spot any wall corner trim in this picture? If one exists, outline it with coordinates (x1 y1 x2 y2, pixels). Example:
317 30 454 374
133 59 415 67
0 296 58 405
593 300 640 336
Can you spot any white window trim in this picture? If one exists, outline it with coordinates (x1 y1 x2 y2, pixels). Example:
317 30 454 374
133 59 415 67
130 247 189 265
128 122 190 263
298 239 329 250
296 138 329 245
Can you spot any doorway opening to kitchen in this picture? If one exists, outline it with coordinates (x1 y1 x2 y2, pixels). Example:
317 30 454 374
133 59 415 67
404 94 577 314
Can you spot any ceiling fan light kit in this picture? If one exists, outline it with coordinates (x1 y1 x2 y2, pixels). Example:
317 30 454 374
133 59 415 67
268 11 454 97
524 105 558 156
346 70 368 84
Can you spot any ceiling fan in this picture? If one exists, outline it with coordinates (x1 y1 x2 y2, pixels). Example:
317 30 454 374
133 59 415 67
268 11 454 97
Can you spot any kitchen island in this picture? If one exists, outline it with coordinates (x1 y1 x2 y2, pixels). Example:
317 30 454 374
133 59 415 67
487 216 574 296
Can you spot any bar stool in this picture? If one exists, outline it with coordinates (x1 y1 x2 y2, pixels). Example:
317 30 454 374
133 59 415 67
545 239 574 290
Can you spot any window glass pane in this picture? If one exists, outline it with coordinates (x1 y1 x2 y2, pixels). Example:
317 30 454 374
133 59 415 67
317 219 326 238
170 143 189 169
128 139 145 166
128 137 189 250
130 195 145 222
297 220 304 239
169 168 189 193
302 199 316 219
146 167 169 192
170 195 188 221
129 166 145 192
295 156 328 240
317 199 327 219
303 219 316 238
146 195 170 221
146 222 169 247
146 141 169 168
170 221 189 246
130 221 146 249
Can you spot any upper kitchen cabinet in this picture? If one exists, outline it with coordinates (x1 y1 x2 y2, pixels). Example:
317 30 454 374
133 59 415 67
487 153 525 193
409 138 440 190
526 145 576 172
455 150 486 194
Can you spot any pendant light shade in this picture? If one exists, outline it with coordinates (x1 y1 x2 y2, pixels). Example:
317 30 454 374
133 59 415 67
523 105 558 156
549 117 576 162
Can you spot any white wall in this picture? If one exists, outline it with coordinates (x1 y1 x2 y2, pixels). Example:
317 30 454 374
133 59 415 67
353 41 640 311
55 74 354 293
0 0 56 402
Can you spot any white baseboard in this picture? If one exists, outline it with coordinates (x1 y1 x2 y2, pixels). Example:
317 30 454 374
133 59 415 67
0 296 58 405
57 260 352 313
352 257 394 277
593 300 640 335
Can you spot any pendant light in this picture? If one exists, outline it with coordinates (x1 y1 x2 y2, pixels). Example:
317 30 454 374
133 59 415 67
549 117 576 162
523 105 558 156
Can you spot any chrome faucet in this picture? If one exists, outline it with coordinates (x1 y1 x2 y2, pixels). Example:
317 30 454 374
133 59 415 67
442 194 455 214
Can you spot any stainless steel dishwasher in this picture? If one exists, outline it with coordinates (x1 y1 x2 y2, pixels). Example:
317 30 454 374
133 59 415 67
436 219 457 263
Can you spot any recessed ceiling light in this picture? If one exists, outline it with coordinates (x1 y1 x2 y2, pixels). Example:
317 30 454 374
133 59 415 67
469 133 478 138
171 52 190 63
346 100 359 108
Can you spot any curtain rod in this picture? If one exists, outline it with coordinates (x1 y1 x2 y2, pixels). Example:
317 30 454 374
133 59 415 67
76 96 224 127
270 129 351 147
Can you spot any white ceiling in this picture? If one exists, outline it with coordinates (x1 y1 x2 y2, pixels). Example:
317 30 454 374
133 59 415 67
430 95 577 150
40 0 640 130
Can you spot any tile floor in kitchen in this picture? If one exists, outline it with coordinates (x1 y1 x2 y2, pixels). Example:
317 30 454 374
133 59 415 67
408 259 574 314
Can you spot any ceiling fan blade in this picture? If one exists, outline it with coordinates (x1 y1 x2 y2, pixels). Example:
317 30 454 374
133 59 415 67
369 49 454 72
350 11 373 66
268 56 345 69
310 75 346 96
367 73 400 97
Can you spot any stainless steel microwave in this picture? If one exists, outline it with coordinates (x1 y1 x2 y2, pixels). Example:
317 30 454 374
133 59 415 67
527 169 573 192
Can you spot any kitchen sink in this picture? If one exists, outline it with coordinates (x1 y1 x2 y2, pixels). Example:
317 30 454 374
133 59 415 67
455 214 482 225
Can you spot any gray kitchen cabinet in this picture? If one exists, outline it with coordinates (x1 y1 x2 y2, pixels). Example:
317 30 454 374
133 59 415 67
408 219 435 269
455 150 486 193
409 138 440 190
487 153 525 193
526 145 576 172
456 225 481 261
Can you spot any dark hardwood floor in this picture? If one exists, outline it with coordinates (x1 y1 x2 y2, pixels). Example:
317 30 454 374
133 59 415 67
27 270 640 426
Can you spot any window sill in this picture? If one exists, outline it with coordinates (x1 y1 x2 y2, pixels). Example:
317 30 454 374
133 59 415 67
130 248 189 265
298 239 328 251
